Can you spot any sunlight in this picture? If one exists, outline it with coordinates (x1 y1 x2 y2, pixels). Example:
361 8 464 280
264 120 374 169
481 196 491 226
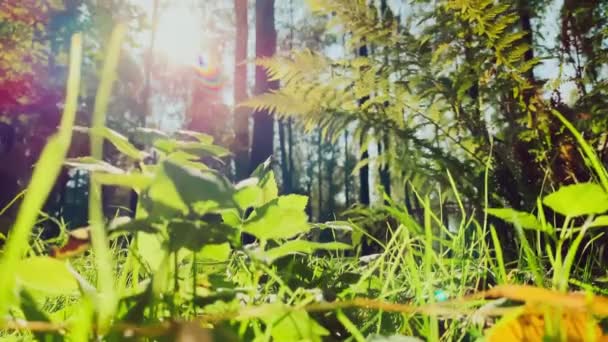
155 5 202 65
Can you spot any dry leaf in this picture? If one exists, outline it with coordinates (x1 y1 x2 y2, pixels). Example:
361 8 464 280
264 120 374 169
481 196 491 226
485 305 606 342
479 285 608 341
50 226 91 259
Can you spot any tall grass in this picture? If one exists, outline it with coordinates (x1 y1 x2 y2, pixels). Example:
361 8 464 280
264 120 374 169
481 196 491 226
0 33 82 318
88 24 126 332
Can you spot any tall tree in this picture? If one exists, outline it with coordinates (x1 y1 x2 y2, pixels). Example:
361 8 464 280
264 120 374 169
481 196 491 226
358 45 370 206
233 0 250 180
249 0 278 173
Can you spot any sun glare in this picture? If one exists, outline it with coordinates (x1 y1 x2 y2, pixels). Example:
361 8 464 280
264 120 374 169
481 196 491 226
155 5 202 65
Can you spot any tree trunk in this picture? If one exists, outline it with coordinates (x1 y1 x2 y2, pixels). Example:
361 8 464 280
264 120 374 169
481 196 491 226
378 136 391 197
358 45 370 206
278 119 291 193
249 0 278 173
344 130 350 207
317 129 323 221
233 0 250 180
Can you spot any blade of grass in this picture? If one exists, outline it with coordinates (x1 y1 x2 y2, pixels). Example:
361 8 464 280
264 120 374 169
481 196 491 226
550 109 608 191
0 33 82 318
88 24 126 333
336 309 366 342
490 225 507 284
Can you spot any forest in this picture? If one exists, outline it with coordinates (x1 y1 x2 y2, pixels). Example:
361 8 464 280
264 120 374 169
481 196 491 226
1 0 608 340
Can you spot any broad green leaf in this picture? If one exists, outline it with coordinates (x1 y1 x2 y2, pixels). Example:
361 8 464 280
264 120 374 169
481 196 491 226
260 171 278 205
16 257 80 295
154 139 230 158
146 165 189 216
93 172 153 192
177 130 214 144
278 194 308 210
167 220 232 252
75 126 146 160
198 243 231 262
133 127 169 146
64 157 124 174
263 240 351 262
243 196 310 240
109 218 161 235
161 161 235 212
234 185 263 210
221 209 242 227
167 151 209 170
261 307 328 341
249 159 278 204
589 215 608 228
486 208 545 231
543 183 608 217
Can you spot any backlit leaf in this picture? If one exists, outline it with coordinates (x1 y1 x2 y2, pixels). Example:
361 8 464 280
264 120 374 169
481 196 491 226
243 196 310 240
543 183 608 217
486 208 545 231
16 257 80 295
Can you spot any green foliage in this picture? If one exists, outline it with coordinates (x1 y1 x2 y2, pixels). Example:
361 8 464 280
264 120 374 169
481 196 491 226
15 257 80 296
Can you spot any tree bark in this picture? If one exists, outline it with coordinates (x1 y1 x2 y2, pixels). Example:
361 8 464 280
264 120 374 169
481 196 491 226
344 131 350 207
249 0 278 173
378 136 391 197
233 0 250 180
278 119 291 193
358 45 370 206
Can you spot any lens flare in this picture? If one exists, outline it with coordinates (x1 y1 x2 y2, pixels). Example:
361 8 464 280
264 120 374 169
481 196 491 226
193 55 225 90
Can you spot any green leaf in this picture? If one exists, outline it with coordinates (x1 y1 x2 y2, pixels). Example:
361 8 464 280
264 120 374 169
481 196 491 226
263 240 351 262
166 151 209 170
64 157 124 174
93 172 153 192
154 139 230 158
259 172 278 205
109 218 161 235
177 130 214 144
167 220 232 252
278 194 308 210
133 127 169 146
543 183 608 217
144 161 235 217
486 208 545 231
145 165 189 216
75 126 146 160
161 161 235 212
243 196 310 240
16 257 80 295
261 307 328 341
198 243 231 262
589 215 608 228
234 178 263 209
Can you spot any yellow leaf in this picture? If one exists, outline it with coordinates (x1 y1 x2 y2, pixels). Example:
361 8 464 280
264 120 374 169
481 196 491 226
485 305 605 342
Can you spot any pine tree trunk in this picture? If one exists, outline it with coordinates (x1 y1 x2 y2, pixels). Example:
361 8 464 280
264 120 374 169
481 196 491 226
317 129 323 221
249 0 278 173
358 45 370 206
344 131 350 207
278 119 291 193
378 135 391 197
233 0 249 180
